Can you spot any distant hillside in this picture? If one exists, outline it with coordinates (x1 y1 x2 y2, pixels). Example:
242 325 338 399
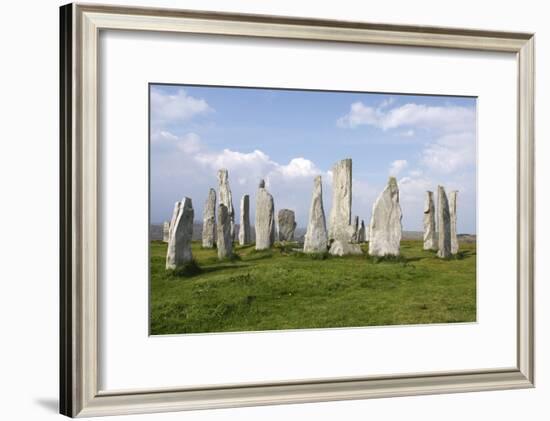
150 223 304 242
150 223 476 243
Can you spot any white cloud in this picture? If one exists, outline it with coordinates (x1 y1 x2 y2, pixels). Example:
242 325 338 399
195 144 322 183
398 174 433 200
396 172 437 230
152 132 329 226
177 133 202 154
151 130 203 155
380 97 395 108
337 99 476 175
394 170 476 233
151 88 212 122
389 159 408 176
337 101 475 133
421 132 476 173
337 102 381 129
156 130 178 141
275 157 320 178
399 129 415 137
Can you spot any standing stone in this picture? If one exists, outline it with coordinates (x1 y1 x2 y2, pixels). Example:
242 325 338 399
303 176 328 253
202 188 216 248
217 204 233 259
278 209 297 242
327 159 361 255
162 221 170 243
255 179 275 250
166 197 194 269
450 191 459 255
328 159 353 243
330 240 364 256
238 194 251 245
168 200 182 242
217 169 235 240
368 177 402 256
351 216 360 243
437 186 452 258
423 191 436 251
358 220 366 243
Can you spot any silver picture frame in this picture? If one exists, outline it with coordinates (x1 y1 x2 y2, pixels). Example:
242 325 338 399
60 3 535 417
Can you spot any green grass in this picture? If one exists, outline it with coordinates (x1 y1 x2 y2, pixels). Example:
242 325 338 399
150 240 476 335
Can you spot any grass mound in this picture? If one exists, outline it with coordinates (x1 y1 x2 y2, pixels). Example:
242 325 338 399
150 240 476 334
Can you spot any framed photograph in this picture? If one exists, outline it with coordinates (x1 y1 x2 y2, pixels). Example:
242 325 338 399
60 3 534 417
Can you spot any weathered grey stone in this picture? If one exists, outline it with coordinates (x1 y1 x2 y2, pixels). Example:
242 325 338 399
328 159 353 243
202 188 216 248
423 191 436 251
217 204 233 259
166 197 194 269
162 221 170 243
168 200 182 242
368 177 402 256
238 195 251 245
358 220 366 243
330 240 363 256
327 159 360 256
303 176 328 253
450 190 459 255
351 215 360 243
278 209 297 242
437 185 452 258
255 179 275 250
217 169 235 240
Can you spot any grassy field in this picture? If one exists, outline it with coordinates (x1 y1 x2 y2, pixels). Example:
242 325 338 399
150 240 476 335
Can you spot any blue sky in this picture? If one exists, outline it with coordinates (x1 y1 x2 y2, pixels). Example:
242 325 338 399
150 84 477 234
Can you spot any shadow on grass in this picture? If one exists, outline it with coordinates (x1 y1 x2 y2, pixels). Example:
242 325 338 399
437 250 474 261
171 257 253 279
172 260 202 277
406 256 429 263
458 249 475 258
245 252 275 262
218 253 242 263
234 244 256 252
199 263 252 275
366 254 408 264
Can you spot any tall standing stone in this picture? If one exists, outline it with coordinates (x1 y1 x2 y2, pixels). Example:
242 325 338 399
168 200 182 242
437 186 452 258
328 159 353 243
304 176 328 253
202 188 216 248
162 221 170 243
450 190 459 255
217 169 235 240
255 179 275 250
238 194 251 245
166 197 194 269
217 204 233 259
278 209 297 242
358 220 366 243
423 191 436 250
351 215 360 243
368 177 402 256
